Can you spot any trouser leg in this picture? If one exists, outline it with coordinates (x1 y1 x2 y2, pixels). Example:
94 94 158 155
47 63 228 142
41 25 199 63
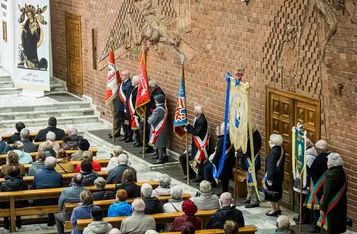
245 175 253 201
179 153 195 177
250 185 259 205
113 112 121 136
125 123 133 139
158 148 165 159
134 130 141 143
221 178 229 193
204 162 214 182
197 162 204 179
55 213 69 234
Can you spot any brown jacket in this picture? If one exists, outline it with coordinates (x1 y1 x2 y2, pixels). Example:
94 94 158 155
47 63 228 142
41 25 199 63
0 164 26 178
55 159 75 174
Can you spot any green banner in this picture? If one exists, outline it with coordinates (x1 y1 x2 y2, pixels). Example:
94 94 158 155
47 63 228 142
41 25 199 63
295 128 306 176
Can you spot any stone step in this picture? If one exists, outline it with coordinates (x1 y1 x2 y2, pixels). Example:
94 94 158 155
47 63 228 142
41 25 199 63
0 76 12 82
50 82 67 92
0 115 99 129
0 81 14 88
0 101 91 113
0 108 94 121
0 87 22 95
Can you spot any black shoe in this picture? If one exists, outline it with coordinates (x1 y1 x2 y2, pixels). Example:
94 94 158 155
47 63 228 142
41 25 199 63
47 220 56 226
147 152 158 157
16 219 21 229
309 227 321 233
109 133 121 138
134 142 143 147
192 177 203 183
125 138 133 143
245 204 260 208
163 155 169 163
146 147 154 153
119 137 126 141
181 175 188 180
265 209 281 217
152 155 159 160
242 199 251 204
153 159 164 164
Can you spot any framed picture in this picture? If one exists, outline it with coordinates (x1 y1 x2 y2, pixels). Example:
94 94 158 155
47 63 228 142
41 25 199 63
2 21 7 42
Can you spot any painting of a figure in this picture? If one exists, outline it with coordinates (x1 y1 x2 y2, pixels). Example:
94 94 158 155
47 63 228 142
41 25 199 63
17 4 48 70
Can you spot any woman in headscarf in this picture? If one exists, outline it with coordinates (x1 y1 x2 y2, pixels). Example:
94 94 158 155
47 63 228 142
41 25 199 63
170 200 202 231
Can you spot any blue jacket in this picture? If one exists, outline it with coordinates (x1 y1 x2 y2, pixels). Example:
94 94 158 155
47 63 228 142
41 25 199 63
14 150 33 164
108 201 132 217
71 205 99 234
0 141 10 154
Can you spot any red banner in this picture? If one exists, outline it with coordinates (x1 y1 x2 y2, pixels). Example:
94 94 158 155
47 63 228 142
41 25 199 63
135 47 151 117
105 50 120 105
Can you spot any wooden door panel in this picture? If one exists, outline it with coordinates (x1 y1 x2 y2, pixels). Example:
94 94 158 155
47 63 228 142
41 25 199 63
295 101 320 143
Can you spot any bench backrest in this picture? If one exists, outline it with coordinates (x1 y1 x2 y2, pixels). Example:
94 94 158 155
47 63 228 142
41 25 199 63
160 227 257 234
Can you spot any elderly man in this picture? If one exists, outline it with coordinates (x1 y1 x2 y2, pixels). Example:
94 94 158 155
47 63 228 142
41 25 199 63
35 117 66 142
55 173 86 234
107 154 130 184
120 198 156 234
182 105 209 183
107 146 126 170
152 174 171 196
207 192 244 229
163 187 184 213
20 128 36 153
92 177 115 200
7 122 26 144
308 140 330 233
141 183 163 214
61 127 82 150
38 131 60 152
318 153 347 234
126 75 142 147
32 156 63 226
191 180 220 210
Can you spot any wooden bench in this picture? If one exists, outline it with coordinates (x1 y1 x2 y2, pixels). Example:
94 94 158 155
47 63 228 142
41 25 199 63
8 140 63 148
160 227 257 234
1 130 68 143
0 181 159 232
232 168 248 198
64 193 192 213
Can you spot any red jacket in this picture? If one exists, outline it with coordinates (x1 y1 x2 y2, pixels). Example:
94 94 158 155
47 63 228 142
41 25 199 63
170 215 202 232
75 161 101 172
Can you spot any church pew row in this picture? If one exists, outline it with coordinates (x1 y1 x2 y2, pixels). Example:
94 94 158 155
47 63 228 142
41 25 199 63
64 193 192 213
161 227 257 234
1 130 68 142
0 181 159 232
8 140 63 148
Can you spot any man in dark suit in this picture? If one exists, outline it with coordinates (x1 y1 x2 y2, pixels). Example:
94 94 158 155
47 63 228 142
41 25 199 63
7 122 26 144
34 117 66 142
126 76 142 147
20 128 37 153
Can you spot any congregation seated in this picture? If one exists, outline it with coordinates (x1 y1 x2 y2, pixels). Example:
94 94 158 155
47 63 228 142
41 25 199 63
34 117 66 142
141 183 163 214
7 122 26 144
75 151 101 172
56 173 86 234
42 141 57 157
170 199 202 232
207 192 244 229
28 151 46 176
71 190 100 234
83 207 113 234
56 149 75 173
120 198 156 234
107 146 124 170
38 131 60 152
115 168 140 198
275 215 295 234
13 141 33 164
0 166 28 229
80 160 98 186
224 220 239 234
107 154 129 184
108 189 133 217
92 177 115 200
71 139 91 161
62 127 83 150
20 128 36 153
0 136 10 154
0 151 26 177
191 181 220 210
163 187 184 213
152 174 171 196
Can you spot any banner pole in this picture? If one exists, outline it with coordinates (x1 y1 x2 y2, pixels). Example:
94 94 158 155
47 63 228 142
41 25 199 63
234 155 238 204
186 132 190 185
112 102 115 143
299 173 303 232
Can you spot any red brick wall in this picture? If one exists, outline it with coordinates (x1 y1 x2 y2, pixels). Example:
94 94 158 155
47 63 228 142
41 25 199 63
51 0 357 230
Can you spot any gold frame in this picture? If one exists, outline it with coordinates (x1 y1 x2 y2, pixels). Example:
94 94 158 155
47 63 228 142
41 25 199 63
2 21 7 42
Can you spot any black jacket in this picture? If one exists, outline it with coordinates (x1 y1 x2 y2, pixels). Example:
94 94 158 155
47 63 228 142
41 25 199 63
147 86 165 116
143 197 163 214
34 126 67 142
0 176 28 208
106 164 130 184
212 135 235 180
92 189 115 201
265 146 285 201
239 130 262 172
115 182 140 198
309 152 329 199
81 171 98 186
320 166 347 234
7 133 21 144
186 114 208 160
124 86 137 120
207 206 244 229
115 79 132 113
61 135 83 150
22 139 37 153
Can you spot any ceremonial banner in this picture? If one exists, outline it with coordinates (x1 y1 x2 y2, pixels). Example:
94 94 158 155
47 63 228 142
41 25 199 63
14 0 51 91
136 47 151 117
173 76 188 138
292 126 307 186
105 49 120 105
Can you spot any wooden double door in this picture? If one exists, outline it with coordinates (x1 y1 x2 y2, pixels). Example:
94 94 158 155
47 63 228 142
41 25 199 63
266 87 321 208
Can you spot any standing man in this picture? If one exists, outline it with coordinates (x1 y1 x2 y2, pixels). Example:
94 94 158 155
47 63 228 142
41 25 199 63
127 76 142 147
185 106 208 183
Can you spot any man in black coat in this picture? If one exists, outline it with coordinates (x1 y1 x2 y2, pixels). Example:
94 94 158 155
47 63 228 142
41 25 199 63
106 154 130 184
20 128 37 153
126 76 142 147
7 122 26 144
34 117 66 142
319 153 347 234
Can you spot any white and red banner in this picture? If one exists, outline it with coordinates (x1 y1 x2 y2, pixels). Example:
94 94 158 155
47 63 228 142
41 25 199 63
105 49 121 105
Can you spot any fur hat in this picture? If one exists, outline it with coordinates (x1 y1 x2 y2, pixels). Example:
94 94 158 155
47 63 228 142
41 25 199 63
78 139 90 151
182 199 197 216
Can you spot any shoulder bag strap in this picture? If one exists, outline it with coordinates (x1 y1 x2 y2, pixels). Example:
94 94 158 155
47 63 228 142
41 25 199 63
170 202 180 212
57 162 68 174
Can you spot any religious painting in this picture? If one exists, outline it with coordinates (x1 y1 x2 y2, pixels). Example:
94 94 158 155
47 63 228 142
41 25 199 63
2 20 6 42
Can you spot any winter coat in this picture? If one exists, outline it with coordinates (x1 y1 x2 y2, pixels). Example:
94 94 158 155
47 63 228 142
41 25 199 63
186 114 208 161
152 187 171 197
83 220 113 234
0 163 26 178
71 150 85 161
120 213 156 234
170 214 202 231
143 197 163 214
38 141 60 152
62 135 83 150
81 171 98 186
71 205 100 234
34 126 66 142
108 201 133 217
56 158 75 174
0 176 28 208
115 182 140 198
0 140 10 154
191 193 220 210
320 166 347 234
92 189 115 201
212 135 235 181
147 86 165 115
7 133 21 144
309 152 329 200
148 103 169 149
21 139 37 153
124 85 134 120
58 184 86 211
28 161 46 176
264 146 285 201
206 206 244 229
75 161 101 173
239 130 262 172
106 164 130 184
115 79 132 113
14 150 33 164
163 199 184 213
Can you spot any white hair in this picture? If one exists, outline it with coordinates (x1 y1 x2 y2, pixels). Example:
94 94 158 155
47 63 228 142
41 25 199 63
194 106 204 115
20 128 30 140
145 230 158 234
67 127 78 136
118 154 128 164
277 215 290 229
199 180 212 193
132 75 140 85
14 141 24 150
328 153 343 167
113 146 123 155
141 183 153 198
269 134 283 147
94 177 106 189
171 187 183 200
109 228 121 234
315 140 328 151
158 174 171 188
132 198 145 212
46 131 56 141
148 80 157 88
45 156 57 170
220 122 229 133
82 151 93 161
220 192 232 206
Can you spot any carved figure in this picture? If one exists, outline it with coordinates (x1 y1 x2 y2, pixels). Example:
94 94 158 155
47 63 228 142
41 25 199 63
315 0 338 48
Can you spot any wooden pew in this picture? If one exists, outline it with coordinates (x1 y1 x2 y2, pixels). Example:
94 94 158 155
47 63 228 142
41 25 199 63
64 193 192 213
71 210 217 231
232 168 247 198
0 181 159 232
161 227 257 234
8 140 63 148
1 130 68 142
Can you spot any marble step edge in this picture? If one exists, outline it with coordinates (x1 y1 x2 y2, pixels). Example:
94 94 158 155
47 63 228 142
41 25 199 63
0 107 94 117
0 87 21 91
0 101 91 111
0 115 99 125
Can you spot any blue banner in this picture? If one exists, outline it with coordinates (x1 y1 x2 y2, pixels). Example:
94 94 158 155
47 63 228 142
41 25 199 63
173 76 188 137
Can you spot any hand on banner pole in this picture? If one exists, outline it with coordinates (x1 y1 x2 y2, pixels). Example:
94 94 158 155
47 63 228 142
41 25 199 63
320 210 325 217
180 53 185 65
267 181 273 186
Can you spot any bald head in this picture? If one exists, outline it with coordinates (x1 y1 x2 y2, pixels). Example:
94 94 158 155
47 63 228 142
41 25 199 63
220 192 232 207
132 75 140 86
194 106 204 115
109 228 121 234
121 70 130 81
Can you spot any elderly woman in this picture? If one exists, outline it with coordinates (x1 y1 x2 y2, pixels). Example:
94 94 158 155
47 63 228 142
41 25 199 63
263 134 285 217
0 151 26 177
152 174 171 196
191 180 220 210
115 168 140 198
141 183 163 214
41 141 57 157
13 141 33 164
20 128 37 153
163 187 184 213
75 151 101 172
92 177 115 200
71 139 90 161
55 149 75 173
61 127 82 150
170 200 202 231
28 151 47 176
107 146 129 170
319 153 347 234
108 189 133 217
38 131 60 152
